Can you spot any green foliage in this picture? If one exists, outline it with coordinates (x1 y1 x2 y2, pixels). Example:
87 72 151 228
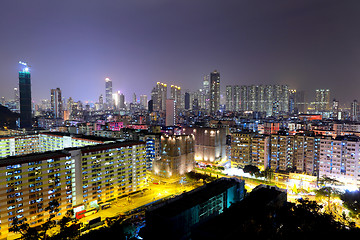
243 165 260 177
318 176 343 187
185 171 216 183
315 186 340 212
261 168 274 180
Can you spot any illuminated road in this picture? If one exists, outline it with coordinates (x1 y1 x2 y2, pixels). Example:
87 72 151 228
79 182 198 225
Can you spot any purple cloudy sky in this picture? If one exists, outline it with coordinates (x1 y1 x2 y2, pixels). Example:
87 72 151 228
0 0 359 105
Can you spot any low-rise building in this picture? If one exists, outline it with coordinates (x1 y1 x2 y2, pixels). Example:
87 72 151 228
144 178 245 240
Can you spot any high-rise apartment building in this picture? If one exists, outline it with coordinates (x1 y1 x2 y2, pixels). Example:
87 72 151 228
51 88 62 118
0 133 147 237
166 99 175 126
319 136 360 187
99 94 103 105
315 89 330 112
170 85 181 113
233 85 241 111
230 132 270 170
14 87 19 113
19 61 32 129
195 75 209 111
351 100 359 122
210 70 220 115
288 89 297 114
239 85 289 116
225 85 233 111
270 133 295 172
184 92 190 110
119 93 125 109
332 99 340 120
140 95 148 109
151 82 167 112
105 77 113 109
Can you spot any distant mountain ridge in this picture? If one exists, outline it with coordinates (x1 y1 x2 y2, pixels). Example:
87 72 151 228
0 105 19 128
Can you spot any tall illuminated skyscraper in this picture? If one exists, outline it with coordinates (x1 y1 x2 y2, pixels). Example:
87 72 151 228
105 77 113 109
226 85 233 111
140 95 148 109
315 89 330 112
19 61 32 128
210 70 220 115
351 100 359 122
14 87 19 113
51 88 62 118
170 85 181 110
151 82 167 112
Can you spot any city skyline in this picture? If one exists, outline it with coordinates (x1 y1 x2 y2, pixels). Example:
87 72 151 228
0 0 359 104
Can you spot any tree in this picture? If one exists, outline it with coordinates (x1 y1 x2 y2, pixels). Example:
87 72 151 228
243 165 260 177
318 176 342 187
262 168 274 182
340 189 360 218
9 217 40 240
10 199 60 240
52 210 80 240
316 176 343 212
315 186 340 213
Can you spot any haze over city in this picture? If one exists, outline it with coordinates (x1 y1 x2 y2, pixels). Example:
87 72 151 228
1 0 359 104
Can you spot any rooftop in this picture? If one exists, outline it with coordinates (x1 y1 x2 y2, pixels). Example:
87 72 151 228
148 178 243 217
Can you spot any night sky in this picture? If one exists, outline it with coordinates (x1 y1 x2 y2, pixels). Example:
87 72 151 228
0 0 359 105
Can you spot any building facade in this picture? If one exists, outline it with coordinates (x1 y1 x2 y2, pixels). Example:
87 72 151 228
319 136 360 187
105 78 113 109
0 138 146 238
153 135 194 178
183 127 227 163
19 64 32 129
51 88 63 118
210 70 220 115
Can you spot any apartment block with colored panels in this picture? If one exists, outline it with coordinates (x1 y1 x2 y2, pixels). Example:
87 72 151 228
0 151 75 238
319 136 360 187
230 132 270 170
78 142 147 205
0 132 108 159
0 134 146 238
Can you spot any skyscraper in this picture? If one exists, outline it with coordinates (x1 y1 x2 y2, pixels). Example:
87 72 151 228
19 61 32 128
119 93 125 109
239 85 290 116
351 100 359 122
133 93 137 104
14 87 19 112
202 74 210 110
151 82 167 112
170 85 181 114
226 85 233 111
166 99 175 126
184 92 190 110
210 70 220 115
315 89 330 112
51 88 62 118
140 95 148 109
332 98 339 119
233 85 241 111
105 77 113 109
